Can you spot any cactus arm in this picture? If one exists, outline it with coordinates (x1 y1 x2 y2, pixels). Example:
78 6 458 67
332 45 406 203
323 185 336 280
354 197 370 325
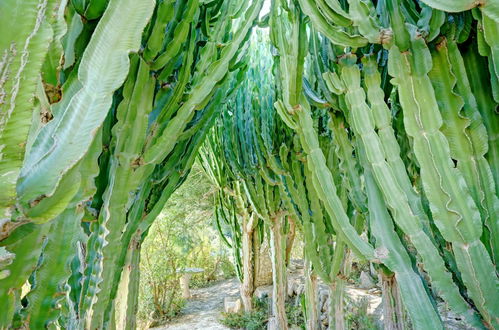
461 42 499 196
143 0 264 165
417 4 445 42
329 116 367 214
297 0 368 47
72 0 110 20
361 57 431 233
112 233 141 330
0 223 49 327
143 0 175 62
482 12 499 102
346 0 383 44
284 150 333 282
41 0 68 90
384 0 411 51
83 57 156 329
388 40 480 241
389 37 499 327
429 38 499 269
102 84 232 325
61 12 84 70
150 27 196 135
150 0 200 70
23 207 84 329
294 99 375 260
17 0 155 209
341 58 483 327
24 119 102 328
0 0 60 221
362 149 443 329
418 0 491 12
420 0 499 22
270 2 374 260
117 89 228 302
315 0 352 27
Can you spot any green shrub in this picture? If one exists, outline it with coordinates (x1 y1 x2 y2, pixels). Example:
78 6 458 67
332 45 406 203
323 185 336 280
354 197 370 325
286 296 305 329
220 296 306 329
220 297 269 329
345 297 378 330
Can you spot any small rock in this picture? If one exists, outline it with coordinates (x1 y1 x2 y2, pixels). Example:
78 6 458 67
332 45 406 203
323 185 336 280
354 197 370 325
359 271 376 289
267 317 278 330
323 297 330 312
254 285 273 299
319 290 328 311
290 259 304 269
224 297 242 314
295 283 304 296
368 288 381 295
288 281 297 297
321 311 329 328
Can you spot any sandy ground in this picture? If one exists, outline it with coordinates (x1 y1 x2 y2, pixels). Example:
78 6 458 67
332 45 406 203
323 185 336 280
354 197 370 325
152 279 240 330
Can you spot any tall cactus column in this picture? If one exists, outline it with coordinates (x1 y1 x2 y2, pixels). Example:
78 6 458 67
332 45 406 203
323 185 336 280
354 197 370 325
389 34 499 328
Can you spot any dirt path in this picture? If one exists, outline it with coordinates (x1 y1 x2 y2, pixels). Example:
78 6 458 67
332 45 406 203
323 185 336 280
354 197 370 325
153 279 240 330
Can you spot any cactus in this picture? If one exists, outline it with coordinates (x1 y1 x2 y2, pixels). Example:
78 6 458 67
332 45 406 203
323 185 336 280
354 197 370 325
269 0 499 328
0 0 63 233
16 0 155 220
0 0 262 327
1 0 498 328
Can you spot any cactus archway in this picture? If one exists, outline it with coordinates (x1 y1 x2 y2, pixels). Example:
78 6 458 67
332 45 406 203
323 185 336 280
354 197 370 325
0 0 498 329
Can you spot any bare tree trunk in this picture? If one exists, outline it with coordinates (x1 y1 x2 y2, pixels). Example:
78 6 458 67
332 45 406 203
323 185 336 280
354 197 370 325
328 245 351 330
285 216 296 265
241 213 256 312
328 280 345 330
304 257 319 329
113 233 141 330
253 233 273 287
268 215 288 330
380 270 406 330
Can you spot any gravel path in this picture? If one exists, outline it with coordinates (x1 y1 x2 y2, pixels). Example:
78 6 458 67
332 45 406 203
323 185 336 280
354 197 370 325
152 278 240 330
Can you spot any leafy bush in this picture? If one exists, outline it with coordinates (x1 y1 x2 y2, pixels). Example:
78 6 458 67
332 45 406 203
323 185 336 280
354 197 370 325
220 297 269 329
286 296 305 329
345 297 378 330
220 296 305 329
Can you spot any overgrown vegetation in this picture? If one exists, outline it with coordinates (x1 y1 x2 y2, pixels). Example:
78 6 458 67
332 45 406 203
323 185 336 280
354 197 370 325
345 297 378 330
220 297 305 329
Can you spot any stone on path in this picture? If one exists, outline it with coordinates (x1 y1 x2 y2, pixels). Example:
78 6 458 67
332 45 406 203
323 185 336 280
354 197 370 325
224 297 242 313
359 270 376 289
